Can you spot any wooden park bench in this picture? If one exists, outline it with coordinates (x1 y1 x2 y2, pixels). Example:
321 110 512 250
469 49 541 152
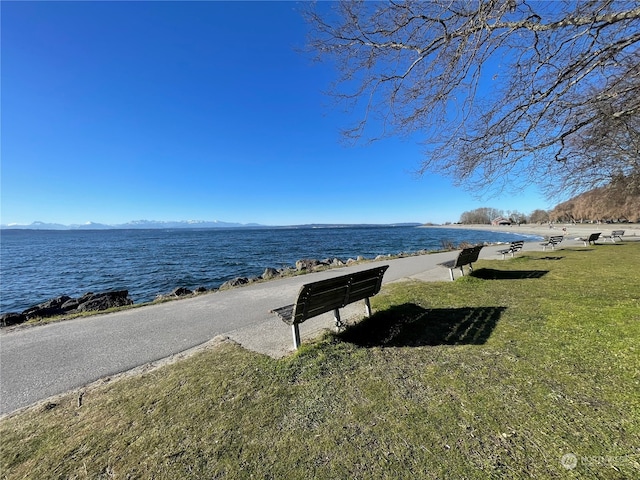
579 232 601 246
540 235 564 251
497 240 524 259
601 230 625 243
270 265 389 349
437 245 483 281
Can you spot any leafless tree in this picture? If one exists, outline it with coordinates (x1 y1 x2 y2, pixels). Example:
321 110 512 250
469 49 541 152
459 207 503 223
528 208 550 224
507 210 526 223
305 0 640 199
549 175 640 221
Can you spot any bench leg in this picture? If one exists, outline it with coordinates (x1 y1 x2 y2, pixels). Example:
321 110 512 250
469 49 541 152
333 309 343 331
448 268 454 281
364 297 372 317
292 324 301 350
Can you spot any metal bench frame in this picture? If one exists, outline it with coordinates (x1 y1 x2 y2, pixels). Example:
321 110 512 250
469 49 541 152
602 230 624 243
579 232 601 246
540 235 564 251
437 245 484 281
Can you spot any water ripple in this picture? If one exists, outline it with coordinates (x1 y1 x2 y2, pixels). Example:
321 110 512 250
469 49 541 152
0 226 537 313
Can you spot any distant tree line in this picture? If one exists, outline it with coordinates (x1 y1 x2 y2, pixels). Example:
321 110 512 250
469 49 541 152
459 179 640 225
458 207 549 225
549 179 640 223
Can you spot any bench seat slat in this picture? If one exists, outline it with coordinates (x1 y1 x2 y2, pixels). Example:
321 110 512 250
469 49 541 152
272 304 295 324
439 259 457 269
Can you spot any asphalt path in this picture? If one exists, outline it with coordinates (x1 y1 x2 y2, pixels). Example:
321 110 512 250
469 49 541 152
1 241 575 416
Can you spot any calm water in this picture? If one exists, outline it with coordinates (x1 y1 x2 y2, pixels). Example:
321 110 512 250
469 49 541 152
0 226 541 313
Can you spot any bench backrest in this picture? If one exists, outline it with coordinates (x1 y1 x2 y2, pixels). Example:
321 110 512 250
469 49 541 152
545 235 564 244
612 230 624 236
511 240 525 249
588 232 601 241
452 245 483 268
290 265 389 325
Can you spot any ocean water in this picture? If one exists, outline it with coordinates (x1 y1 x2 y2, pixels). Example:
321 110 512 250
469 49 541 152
0 226 541 313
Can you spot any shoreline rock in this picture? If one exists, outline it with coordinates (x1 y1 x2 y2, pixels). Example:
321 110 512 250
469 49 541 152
1 290 133 327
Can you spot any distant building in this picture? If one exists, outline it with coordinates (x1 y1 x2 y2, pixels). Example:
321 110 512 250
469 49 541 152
492 217 512 226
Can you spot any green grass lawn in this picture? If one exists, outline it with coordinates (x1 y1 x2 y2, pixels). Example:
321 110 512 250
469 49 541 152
2 244 639 479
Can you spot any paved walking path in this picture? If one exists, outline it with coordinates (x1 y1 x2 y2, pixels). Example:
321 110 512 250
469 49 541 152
0 235 610 416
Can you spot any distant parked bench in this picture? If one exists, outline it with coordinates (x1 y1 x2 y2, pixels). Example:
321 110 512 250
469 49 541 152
270 265 389 349
497 240 524 259
437 245 484 281
579 232 601 246
540 235 564 251
601 230 625 243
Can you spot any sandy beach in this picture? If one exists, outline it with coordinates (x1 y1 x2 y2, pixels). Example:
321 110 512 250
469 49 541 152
429 222 640 240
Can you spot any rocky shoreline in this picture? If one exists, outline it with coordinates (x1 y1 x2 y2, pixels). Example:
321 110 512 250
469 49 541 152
0 290 134 327
1 252 428 328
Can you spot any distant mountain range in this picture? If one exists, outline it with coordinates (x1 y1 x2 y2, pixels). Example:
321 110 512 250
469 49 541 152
0 220 262 230
0 220 423 230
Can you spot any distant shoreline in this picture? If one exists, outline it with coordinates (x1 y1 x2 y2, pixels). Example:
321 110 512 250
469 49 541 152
424 222 640 238
0 222 423 231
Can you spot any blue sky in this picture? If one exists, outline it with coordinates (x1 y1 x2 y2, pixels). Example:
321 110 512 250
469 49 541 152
1 1 550 226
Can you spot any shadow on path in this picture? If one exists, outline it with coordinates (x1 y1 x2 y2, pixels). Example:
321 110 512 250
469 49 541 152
339 304 506 348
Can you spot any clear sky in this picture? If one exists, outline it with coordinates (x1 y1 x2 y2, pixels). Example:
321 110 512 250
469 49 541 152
1 1 550 227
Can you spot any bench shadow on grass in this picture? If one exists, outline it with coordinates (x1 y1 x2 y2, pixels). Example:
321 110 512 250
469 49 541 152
470 268 549 280
339 304 506 348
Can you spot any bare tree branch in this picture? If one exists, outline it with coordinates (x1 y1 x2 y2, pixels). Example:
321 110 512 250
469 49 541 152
305 0 640 198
